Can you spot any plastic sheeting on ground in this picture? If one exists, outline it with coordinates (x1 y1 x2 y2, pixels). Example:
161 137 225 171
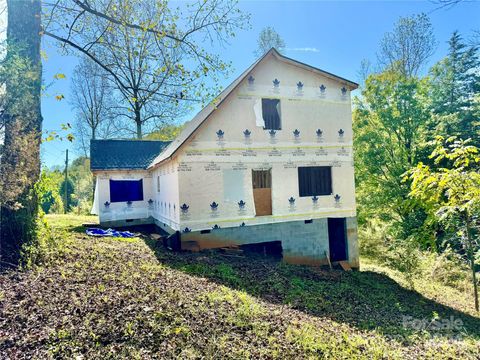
86 228 136 238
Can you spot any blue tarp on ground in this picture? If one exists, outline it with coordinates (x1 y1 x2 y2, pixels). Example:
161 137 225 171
86 228 136 238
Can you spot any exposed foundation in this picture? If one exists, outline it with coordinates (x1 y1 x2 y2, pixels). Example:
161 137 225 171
102 215 359 269
179 217 359 269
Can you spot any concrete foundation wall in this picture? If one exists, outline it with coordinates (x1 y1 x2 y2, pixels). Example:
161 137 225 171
346 217 359 268
181 216 359 268
153 218 176 235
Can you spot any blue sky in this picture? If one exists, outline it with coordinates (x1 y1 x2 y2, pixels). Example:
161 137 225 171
41 0 480 168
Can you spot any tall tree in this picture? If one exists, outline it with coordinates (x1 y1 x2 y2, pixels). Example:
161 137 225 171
145 123 184 141
254 26 286 56
429 31 480 140
0 0 42 266
408 137 480 311
378 13 436 77
71 57 116 156
353 70 431 240
43 0 249 139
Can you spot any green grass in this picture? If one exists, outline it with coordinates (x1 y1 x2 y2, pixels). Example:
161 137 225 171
1 214 479 359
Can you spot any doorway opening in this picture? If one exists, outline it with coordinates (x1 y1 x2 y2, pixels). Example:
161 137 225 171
328 218 348 262
252 169 272 216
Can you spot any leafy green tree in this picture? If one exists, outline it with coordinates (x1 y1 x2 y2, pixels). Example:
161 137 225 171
377 13 436 77
69 157 94 214
145 124 184 141
408 137 480 311
429 31 480 140
353 69 431 240
43 0 249 139
36 170 64 214
59 178 75 213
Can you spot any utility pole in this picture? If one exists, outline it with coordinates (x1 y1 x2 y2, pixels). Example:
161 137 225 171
64 149 68 214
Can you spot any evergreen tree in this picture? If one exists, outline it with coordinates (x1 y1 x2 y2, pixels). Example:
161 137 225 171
430 31 480 139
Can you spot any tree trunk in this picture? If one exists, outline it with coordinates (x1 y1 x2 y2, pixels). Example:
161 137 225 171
470 257 479 312
136 121 142 139
134 101 142 139
0 0 42 267
465 213 479 312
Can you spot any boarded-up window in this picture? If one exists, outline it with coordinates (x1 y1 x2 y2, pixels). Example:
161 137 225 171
262 99 281 130
110 179 144 202
298 167 332 197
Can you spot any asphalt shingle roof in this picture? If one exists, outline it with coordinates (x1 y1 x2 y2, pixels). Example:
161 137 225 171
90 139 171 171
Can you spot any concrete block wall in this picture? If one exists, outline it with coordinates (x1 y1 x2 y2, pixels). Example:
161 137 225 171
180 216 359 268
346 217 359 268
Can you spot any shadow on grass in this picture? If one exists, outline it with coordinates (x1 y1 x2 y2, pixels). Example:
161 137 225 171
67 225 89 234
145 238 480 340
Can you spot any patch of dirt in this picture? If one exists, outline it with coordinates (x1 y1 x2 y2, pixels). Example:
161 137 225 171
1 217 479 359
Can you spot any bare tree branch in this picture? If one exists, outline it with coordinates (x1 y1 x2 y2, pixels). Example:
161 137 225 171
42 0 249 138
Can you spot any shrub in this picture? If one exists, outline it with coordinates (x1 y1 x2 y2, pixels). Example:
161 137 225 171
421 247 471 292
358 219 390 259
20 212 69 269
72 198 93 215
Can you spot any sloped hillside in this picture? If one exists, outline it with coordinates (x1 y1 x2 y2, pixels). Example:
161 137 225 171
1 215 479 359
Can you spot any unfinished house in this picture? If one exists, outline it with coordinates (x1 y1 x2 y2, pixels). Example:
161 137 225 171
91 48 359 268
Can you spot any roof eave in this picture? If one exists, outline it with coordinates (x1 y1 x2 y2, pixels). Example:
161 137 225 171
270 48 359 90
91 167 149 172
149 48 358 166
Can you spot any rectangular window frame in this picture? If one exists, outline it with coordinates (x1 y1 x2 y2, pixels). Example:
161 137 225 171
262 98 281 130
298 166 333 197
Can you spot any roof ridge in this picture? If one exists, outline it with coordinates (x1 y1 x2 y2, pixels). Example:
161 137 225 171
149 48 357 168
91 139 171 142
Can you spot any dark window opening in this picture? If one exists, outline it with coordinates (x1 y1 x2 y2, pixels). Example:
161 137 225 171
304 219 313 224
240 241 282 260
252 169 272 189
262 98 281 130
298 166 332 197
200 229 211 234
109 179 144 202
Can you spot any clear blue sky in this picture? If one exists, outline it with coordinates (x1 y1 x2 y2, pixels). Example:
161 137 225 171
40 0 480 168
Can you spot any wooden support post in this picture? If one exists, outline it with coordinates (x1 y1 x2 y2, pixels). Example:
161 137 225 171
325 251 333 270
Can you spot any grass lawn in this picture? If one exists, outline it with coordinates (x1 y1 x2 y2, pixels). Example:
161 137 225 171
1 214 479 359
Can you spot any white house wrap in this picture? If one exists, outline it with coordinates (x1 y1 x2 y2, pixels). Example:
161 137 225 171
91 48 360 268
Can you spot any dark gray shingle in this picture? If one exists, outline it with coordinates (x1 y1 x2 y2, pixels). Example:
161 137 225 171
90 139 171 171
